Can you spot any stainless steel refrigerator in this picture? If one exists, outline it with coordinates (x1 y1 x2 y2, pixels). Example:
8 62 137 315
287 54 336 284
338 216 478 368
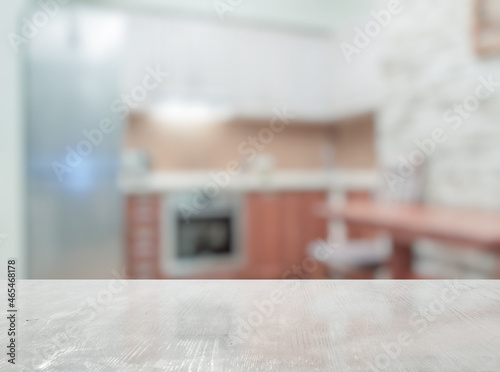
25 5 125 278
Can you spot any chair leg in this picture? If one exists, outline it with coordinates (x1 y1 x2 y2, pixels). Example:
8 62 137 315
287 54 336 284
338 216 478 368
391 239 413 279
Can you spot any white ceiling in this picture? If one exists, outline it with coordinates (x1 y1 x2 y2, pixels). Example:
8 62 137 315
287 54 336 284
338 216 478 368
81 0 375 33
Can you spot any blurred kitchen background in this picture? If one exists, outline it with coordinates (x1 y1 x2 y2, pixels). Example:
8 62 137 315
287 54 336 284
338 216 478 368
2 0 500 279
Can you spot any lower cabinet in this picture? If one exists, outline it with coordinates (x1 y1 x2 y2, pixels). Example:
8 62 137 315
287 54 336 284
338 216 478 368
243 191 328 279
125 194 162 279
125 191 328 279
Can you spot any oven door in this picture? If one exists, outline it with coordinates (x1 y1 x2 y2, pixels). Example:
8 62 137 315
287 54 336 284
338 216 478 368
162 191 243 276
177 216 232 258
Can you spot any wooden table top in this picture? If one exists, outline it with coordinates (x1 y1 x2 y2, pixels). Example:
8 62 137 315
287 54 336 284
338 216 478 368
2 280 500 371
323 201 500 250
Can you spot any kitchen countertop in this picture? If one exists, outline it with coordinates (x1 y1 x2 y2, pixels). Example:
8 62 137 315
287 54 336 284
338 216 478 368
3 280 500 371
119 170 380 194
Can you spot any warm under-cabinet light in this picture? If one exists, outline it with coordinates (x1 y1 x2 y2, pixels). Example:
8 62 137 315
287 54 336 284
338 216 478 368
150 101 233 126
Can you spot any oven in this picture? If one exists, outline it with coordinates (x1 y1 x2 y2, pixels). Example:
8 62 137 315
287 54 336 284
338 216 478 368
162 191 243 276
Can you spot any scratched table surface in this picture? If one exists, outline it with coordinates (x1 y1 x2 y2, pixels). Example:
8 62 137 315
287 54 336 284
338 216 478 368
1 280 500 371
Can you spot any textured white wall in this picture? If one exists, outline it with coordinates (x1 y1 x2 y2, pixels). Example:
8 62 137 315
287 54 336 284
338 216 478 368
377 0 500 277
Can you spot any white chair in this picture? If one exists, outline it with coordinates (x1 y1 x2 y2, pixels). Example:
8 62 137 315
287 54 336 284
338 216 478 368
308 236 391 279
309 161 428 279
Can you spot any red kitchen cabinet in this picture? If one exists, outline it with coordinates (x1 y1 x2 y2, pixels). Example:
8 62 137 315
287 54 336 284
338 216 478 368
124 191 328 280
125 195 162 279
244 193 283 278
244 191 328 279
281 192 306 267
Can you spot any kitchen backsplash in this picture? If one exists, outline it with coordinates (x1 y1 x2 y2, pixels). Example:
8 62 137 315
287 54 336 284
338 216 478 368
124 113 375 171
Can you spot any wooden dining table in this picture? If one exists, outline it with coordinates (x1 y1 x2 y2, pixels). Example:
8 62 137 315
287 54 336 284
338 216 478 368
1 280 500 371
322 201 500 279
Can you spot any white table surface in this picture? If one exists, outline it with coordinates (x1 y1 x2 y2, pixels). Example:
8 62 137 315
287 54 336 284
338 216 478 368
1 280 500 371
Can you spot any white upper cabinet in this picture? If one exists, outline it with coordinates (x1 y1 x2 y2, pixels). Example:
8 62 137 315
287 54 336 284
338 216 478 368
124 16 338 121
